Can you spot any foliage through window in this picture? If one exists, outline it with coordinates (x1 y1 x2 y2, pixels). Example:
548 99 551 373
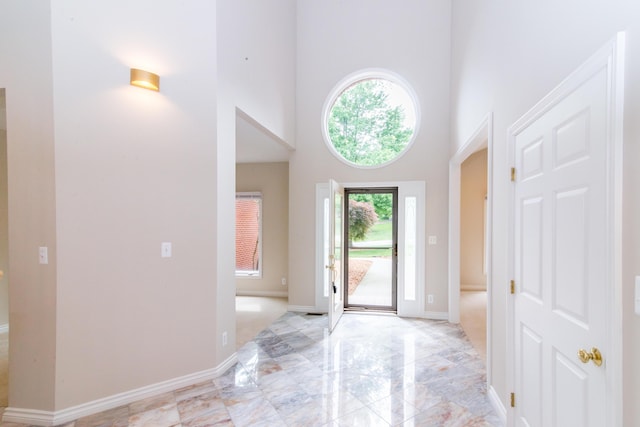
325 75 418 167
236 193 262 277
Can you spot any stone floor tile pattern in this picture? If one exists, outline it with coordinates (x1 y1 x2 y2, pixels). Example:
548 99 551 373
2 313 504 426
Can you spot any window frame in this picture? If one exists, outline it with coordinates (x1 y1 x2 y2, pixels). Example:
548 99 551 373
321 68 421 169
235 192 263 278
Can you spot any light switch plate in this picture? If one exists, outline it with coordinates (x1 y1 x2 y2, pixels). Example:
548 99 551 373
161 242 172 258
428 236 437 245
39 247 48 265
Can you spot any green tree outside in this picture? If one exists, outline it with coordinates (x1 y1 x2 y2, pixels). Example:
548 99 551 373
328 79 414 166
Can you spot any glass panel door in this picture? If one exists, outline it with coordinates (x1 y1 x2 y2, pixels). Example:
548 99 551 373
344 188 398 311
327 179 344 332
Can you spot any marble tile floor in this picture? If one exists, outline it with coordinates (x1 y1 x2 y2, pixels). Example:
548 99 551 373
1 313 503 427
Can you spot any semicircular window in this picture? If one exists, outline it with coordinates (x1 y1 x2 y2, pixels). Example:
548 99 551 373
324 75 418 167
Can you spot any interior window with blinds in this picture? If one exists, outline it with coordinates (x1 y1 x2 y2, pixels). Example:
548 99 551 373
236 192 262 277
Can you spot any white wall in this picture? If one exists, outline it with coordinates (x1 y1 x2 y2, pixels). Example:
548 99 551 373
216 0 296 366
460 148 487 290
290 0 452 311
450 1 640 422
49 0 220 409
0 0 58 411
217 0 297 148
236 163 289 296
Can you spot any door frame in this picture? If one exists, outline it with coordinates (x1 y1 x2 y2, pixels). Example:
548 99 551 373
506 33 625 426
343 187 398 312
328 179 345 332
448 113 494 392
316 180 426 317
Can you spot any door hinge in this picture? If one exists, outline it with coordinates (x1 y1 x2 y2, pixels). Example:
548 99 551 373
510 392 516 408
511 167 516 182
510 280 515 294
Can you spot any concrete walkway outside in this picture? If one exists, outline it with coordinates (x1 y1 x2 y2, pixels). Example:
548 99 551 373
348 257 392 307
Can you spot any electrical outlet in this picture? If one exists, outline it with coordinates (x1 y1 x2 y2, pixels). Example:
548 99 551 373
427 294 434 304
281 277 287 286
222 331 228 346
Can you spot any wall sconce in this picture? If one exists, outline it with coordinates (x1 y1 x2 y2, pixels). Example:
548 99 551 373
130 68 160 91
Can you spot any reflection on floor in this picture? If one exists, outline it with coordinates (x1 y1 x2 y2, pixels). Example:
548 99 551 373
236 296 288 349
460 291 487 362
0 312 501 426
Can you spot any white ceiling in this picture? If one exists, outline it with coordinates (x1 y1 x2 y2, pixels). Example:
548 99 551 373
235 112 292 164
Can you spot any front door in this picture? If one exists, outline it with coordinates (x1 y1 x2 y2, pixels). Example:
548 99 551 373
511 38 623 426
344 187 398 311
327 179 345 332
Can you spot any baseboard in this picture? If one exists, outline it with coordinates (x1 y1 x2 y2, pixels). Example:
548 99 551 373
2 353 238 427
0 324 8 334
461 284 487 292
488 385 507 424
236 290 288 298
287 305 326 314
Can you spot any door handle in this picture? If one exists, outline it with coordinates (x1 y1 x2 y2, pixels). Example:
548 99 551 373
578 347 603 367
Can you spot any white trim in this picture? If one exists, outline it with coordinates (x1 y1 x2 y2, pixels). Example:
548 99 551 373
235 290 288 298
315 180 426 318
288 305 324 314
3 354 238 426
488 385 507 424
315 183 330 312
0 324 8 334
506 33 625 427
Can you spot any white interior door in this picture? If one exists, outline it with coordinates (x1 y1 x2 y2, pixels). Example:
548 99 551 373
328 179 345 332
511 38 623 426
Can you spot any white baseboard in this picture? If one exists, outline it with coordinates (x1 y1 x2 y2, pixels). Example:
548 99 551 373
488 385 507 424
0 324 8 334
2 353 238 427
287 305 325 314
236 290 288 298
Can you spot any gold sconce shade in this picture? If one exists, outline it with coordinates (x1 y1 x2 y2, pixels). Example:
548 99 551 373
130 68 160 91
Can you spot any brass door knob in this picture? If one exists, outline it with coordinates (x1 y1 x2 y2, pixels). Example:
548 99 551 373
578 347 603 367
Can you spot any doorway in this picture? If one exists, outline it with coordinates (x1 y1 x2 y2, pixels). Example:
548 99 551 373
459 149 488 361
344 187 398 312
0 88 8 407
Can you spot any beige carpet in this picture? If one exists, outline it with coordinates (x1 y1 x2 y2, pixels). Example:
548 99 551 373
236 296 288 349
460 290 487 362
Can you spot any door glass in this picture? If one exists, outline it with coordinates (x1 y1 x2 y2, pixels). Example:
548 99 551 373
345 189 397 310
404 196 417 301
